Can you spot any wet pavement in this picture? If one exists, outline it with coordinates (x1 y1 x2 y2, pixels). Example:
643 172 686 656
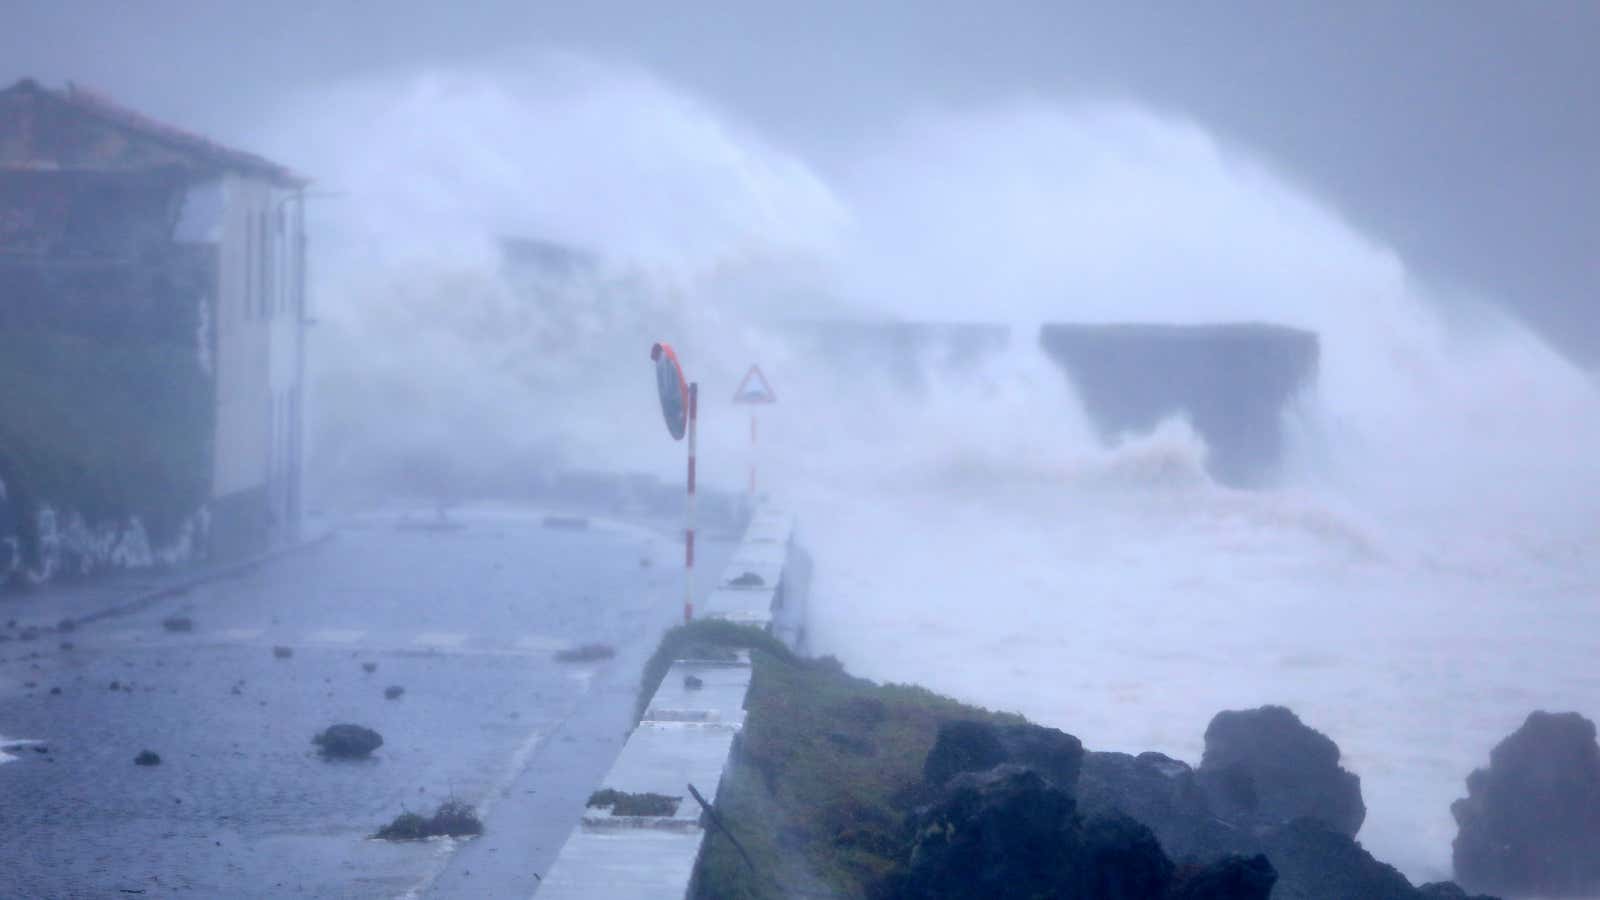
0 507 732 898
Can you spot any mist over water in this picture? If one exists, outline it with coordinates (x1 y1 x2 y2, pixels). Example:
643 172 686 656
265 57 1600 882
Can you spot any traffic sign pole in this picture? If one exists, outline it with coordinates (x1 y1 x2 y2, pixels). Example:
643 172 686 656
685 382 698 623
732 364 776 502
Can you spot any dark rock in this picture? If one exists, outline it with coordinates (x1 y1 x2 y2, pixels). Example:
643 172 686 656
893 765 1079 899
57 618 75 632
59 641 73 651
1451 710 1600 897
108 680 120 691
1415 882 1499 899
923 721 1007 788
1169 854 1277 900
683 674 703 690
1074 810 1173 898
1258 817 1415 900
272 645 293 659
19 626 38 641
923 719 1084 792
727 571 765 587
384 685 405 700
313 724 383 758
1078 751 1237 860
134 750 161 766
161 615 194 633
1197 705 1365 836
361 661 377 673
49 686 60 695
826 731 875 756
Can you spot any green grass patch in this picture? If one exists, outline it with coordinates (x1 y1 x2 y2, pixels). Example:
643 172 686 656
635 619 796 723
0 329 210 564
687 629 1022 899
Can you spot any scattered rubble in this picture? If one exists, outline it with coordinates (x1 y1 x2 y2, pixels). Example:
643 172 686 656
384 685 405 700
134 750 161 766
312 724 384 759
57 618 75 632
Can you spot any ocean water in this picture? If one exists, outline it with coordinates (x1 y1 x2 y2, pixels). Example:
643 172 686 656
778 339 1600 885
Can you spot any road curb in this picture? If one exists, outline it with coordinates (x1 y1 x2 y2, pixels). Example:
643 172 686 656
71 529 340 628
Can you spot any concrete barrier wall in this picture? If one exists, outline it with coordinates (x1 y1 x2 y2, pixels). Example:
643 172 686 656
537 503 805 899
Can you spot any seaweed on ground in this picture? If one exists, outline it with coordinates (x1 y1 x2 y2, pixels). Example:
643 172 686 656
375 799 483 840
586 789 682 817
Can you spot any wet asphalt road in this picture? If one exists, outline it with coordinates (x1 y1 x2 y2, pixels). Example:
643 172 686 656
0 508 732 899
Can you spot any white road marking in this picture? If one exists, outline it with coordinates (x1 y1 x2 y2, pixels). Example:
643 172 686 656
305 628 366 644
515 634 568 652
413 631 467 649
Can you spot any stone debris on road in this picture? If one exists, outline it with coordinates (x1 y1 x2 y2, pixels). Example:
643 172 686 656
161 616 195 634
312 724 384 759
554 643 615 663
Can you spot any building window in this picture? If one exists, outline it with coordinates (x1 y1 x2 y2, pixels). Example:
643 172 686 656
260 209 273 317
243 213 254 322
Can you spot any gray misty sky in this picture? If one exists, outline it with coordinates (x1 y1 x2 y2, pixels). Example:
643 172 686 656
5 0 1596 362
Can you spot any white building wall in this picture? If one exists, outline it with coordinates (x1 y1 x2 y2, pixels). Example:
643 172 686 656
211 172 305 546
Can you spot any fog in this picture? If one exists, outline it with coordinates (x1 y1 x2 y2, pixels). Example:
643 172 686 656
231 53 1600 883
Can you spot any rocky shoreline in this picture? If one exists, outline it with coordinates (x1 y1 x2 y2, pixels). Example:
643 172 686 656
689 625 1600 899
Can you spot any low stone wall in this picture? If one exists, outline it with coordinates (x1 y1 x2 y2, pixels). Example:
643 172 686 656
537 503 806 899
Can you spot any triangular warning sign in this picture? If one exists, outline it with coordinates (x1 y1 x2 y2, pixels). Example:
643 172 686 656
732 364 777 404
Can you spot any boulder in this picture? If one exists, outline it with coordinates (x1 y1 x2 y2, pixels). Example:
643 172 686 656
922 719 1084 791
1078 750 1241 860
1197 706 1365 836
1169 854 1277 900
888 764 1182 899
891 765 1080 899
313 724 383 758
1074 810 1174 899
1451 710 1600 896
1258 818 1416 900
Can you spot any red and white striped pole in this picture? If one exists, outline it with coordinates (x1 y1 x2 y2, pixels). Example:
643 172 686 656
684 382 699 623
